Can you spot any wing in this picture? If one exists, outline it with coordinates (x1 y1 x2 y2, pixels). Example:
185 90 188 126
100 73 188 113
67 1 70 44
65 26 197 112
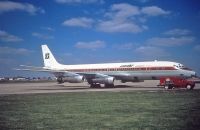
15 65 73 76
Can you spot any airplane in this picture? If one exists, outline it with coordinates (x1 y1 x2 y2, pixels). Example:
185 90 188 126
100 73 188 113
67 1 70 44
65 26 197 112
17 44 196 88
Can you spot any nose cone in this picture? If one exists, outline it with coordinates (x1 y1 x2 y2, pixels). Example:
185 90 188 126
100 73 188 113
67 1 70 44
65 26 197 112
182 70 197 78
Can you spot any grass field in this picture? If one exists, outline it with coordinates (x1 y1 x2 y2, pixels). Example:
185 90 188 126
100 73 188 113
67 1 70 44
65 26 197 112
0 90 200 130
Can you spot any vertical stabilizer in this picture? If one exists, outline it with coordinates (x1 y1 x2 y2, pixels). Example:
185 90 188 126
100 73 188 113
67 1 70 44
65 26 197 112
41 45 61 68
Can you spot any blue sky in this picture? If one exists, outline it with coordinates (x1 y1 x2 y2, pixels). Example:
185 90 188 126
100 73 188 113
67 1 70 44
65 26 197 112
0 0 200 77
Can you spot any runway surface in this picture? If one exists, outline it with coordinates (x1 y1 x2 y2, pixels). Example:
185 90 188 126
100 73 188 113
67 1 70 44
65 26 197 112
0 80 200 95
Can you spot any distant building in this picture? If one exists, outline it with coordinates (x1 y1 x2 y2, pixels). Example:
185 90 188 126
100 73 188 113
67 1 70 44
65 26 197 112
0 77 5 81
13 76 26 81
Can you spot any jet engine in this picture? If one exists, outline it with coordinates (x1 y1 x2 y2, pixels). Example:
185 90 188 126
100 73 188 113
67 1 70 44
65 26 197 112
57 75 84 83
91 77 114 84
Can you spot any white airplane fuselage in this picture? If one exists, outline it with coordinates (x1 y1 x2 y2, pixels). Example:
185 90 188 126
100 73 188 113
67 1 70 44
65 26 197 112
47 61 196 81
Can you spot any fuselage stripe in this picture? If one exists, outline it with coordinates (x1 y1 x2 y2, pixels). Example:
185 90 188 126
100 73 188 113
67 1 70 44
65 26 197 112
63 66 177 72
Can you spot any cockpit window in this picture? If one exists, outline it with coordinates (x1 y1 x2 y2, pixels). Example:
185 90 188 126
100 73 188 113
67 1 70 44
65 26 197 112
178 64 184 68
174 64 192 70
173 65 180 68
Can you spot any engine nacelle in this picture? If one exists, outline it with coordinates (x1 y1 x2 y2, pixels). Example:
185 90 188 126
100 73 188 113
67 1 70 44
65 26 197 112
92 77 114 84
57 75 84 83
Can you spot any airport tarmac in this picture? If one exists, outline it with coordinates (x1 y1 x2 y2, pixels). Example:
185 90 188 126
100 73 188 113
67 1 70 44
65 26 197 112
0 80 200 95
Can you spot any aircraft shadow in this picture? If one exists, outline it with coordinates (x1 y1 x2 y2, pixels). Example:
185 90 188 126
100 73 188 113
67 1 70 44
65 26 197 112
30 85 161 91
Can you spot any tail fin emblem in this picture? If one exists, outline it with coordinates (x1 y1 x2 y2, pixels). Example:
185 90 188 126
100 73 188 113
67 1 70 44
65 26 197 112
45 53 50 59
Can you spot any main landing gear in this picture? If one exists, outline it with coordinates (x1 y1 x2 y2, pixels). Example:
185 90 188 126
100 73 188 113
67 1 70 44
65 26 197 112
57 77 64 84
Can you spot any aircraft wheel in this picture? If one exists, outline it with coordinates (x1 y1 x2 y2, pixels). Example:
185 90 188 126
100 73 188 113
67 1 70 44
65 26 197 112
90 84 95 88
186 84 193 90
165 85 173 89
169 85 173 89
57 77 63 84
164 86 169 89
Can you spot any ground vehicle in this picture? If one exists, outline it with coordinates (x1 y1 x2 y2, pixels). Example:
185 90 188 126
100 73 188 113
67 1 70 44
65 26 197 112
159 77 195 90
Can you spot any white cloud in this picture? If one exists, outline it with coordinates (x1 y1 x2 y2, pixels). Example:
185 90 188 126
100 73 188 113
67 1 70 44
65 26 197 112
97 3 169 33
63 17 94 28
61 3 171 33
0 1 45 15
0 30 23 42
141 6 170 16
97 3 144 33
135 46 169 57
194 45 200 51
109 3 140 20
97 20 143 33
75 40 105 50
164 29 191 36
32 32 54 39
147 36 195 47
55 0 104 4
0 46 33 55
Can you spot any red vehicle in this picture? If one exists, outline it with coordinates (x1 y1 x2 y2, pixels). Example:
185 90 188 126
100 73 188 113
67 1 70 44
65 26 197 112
159 77 195 90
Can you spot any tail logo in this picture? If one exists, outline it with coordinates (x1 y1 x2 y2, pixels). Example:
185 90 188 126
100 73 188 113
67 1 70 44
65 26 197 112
45 53 50 59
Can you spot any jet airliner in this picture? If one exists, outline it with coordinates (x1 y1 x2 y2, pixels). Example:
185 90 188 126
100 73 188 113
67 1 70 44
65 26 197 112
18 45 196 88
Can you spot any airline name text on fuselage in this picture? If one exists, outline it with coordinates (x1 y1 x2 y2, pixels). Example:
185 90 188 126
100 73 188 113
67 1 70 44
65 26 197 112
120 64 134 67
